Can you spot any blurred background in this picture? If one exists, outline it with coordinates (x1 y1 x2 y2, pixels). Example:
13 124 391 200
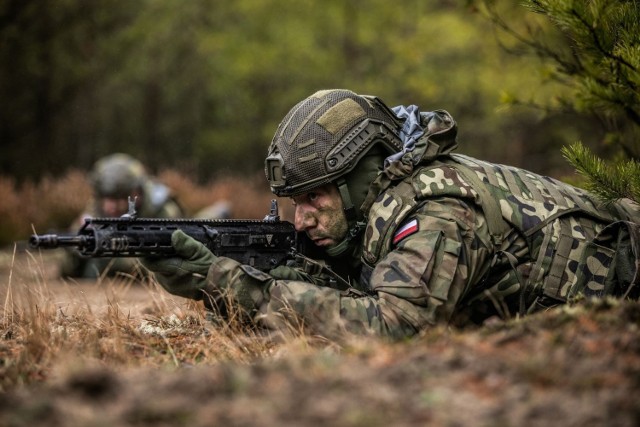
1 0 638 246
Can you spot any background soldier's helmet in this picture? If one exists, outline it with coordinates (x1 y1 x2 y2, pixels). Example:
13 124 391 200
265 89 404 198
91 153 148 198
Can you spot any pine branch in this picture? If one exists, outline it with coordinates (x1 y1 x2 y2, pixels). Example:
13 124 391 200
561 142 636 204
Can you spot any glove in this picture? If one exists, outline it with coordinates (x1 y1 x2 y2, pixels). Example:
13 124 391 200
269 264 337 288
268 265 310 281
142 230 216 300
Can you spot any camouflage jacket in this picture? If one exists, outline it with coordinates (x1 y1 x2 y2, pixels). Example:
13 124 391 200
207 111 640 338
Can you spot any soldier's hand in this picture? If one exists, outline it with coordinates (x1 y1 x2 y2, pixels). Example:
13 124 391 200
268 265 309 281
143 230 216 300
269 264 340 288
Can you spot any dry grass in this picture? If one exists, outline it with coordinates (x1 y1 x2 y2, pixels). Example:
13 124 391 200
1 249 639 426
0 171 91 245
0 169 315 395
0 248 316 393
1 172 639 426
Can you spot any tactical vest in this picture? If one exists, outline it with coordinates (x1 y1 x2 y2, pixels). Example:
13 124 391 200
361 153 640 309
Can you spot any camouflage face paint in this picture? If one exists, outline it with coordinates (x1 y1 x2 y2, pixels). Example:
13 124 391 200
292 183 349 249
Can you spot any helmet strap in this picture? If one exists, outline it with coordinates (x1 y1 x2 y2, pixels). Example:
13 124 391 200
336 178 357 221
321 178 362 258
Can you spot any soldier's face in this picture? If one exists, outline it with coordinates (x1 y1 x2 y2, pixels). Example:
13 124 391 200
292 183 348 248
98 189 142 217
99 197 130 217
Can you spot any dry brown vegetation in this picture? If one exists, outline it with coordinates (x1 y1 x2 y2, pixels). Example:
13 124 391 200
1 173 639 426
157 170 284 220
0 249 639 426
0 172 91 245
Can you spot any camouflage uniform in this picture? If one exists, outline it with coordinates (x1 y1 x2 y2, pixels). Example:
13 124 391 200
60 154 183 279
204 91 640 339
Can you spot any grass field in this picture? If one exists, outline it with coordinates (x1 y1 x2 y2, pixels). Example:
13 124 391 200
1 246 639 426
1 172 639 425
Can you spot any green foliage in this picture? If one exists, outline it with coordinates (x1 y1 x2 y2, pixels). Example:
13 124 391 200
1 0 632 182
472 1 640 206
562 142 640 204
474 0 640 157
525 0 639 123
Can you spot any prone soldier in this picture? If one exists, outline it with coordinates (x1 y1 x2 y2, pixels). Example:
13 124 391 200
143 89 640 338
60 153 184 278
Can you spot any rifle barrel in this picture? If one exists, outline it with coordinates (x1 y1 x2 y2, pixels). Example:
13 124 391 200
29 234 92 249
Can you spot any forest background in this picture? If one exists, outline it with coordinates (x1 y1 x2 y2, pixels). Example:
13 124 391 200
0 0 638 246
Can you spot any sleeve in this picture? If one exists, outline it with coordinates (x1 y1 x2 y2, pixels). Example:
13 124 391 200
207 198 492 339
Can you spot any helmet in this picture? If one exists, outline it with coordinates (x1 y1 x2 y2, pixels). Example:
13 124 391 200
91 153 147 198
265 89 403 198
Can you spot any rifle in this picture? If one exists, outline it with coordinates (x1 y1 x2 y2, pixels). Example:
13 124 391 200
29 199 328 275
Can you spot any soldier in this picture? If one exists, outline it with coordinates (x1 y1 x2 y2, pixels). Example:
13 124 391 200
144 89 640 338
61 153 184 279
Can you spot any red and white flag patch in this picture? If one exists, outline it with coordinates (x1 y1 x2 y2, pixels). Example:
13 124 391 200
393 218 419 245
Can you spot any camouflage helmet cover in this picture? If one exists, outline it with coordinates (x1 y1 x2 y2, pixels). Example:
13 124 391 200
265 89 404 197
91 153 148 198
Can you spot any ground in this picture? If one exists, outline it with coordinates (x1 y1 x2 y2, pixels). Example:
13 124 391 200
0 248 639 426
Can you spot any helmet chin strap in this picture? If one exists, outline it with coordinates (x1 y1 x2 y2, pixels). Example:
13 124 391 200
326 178 362 257
336 177 356 221
326 146 388 258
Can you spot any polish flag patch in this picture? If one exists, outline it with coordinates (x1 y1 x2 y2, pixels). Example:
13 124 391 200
393 218 419 245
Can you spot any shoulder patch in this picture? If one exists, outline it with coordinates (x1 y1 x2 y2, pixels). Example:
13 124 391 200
393 218 419 245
